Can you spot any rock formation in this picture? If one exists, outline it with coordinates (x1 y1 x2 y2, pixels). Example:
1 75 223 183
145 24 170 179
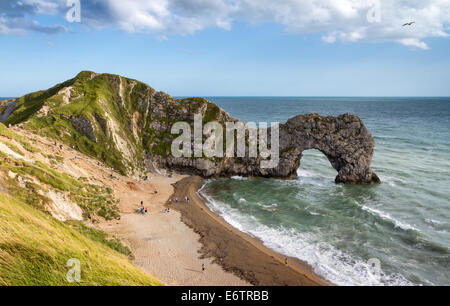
0 71 380 184
161 113 380 184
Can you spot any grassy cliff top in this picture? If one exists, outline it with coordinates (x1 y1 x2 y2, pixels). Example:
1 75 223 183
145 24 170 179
0 192 164 286
0 71 227 176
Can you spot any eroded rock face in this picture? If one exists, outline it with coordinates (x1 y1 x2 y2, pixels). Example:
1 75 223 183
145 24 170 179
280 113 380 184
0 100 18 123
69 115 97 143
156 112 380 184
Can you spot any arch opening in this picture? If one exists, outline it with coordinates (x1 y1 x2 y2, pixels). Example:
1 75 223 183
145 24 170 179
297 149 338 181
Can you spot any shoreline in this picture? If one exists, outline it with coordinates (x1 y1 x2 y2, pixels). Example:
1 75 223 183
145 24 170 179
168 176 331 286
96 173 250 286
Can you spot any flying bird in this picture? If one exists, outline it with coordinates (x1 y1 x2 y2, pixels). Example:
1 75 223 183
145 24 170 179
402 22 416 26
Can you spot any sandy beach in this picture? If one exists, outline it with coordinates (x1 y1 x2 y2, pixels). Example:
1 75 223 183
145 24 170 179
168 176 330 286
96 174 250 286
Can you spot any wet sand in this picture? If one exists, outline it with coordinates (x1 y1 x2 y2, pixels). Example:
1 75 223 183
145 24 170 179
168 176 330 286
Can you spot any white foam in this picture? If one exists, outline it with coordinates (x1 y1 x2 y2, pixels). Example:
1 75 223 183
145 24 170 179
362 206 420 232
199 186 413 286
297 169 316 178
296 168 335 186
257 202 279 212
231 176 247 180
425 218 445 226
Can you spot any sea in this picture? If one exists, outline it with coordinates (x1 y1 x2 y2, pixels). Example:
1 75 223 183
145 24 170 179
199 97 450 286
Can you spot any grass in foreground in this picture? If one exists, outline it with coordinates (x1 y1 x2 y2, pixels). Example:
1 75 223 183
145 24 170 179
0 193 164 286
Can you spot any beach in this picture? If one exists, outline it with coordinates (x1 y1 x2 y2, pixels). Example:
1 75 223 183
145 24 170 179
95 173 251 286
168 176 330 286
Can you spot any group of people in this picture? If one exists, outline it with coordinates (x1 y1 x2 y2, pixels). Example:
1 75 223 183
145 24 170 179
140 201 148 215
139 193 191 216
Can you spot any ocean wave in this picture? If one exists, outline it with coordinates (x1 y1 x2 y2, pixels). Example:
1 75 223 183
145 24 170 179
297 169 317 178
424 218 449 233
380 175 405 187
362 206 420 232
231 176 248 180
425 218 446 226
257 202 279 212
295 169 335 187
200 187 413 286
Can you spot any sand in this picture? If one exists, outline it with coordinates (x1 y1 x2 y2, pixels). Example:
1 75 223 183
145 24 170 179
168 176 330 286
96 174 250 286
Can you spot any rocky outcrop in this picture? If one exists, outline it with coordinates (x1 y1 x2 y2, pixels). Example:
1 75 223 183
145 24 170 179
69 115 97 143
281 114 380 184
158 113 380 184
5 71 380 184
0 99 18 123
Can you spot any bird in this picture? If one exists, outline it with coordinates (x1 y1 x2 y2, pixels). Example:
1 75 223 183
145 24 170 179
402 21 416 26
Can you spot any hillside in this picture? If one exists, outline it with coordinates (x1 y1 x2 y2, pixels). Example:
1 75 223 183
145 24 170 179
0 192 163 286
0 71 231 176
0 122 164 286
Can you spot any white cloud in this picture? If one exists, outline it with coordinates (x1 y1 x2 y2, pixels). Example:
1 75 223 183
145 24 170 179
0 0 67 34
399 38 431 50
1 0 450 49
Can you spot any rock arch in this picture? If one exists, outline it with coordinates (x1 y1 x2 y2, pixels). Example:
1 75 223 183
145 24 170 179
163 112 381 185
275 113 381 184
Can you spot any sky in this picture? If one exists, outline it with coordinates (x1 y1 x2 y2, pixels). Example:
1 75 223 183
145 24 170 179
1 0 450 97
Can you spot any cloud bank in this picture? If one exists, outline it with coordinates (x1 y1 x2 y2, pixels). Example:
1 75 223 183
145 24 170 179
1 0 449 49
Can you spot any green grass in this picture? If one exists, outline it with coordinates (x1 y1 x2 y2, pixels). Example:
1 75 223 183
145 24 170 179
0 123 39 153
1 139 25 156
2 71 232 176
66 221 132 258
0 192 164 286
0 128 120 221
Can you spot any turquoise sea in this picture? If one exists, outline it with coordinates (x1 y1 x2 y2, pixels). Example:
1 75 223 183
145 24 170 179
201 97 450 286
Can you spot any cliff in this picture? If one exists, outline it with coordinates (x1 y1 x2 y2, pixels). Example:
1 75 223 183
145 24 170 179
0 71 380 184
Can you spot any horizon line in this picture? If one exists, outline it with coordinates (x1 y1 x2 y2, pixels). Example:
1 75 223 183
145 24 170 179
2 95 450 100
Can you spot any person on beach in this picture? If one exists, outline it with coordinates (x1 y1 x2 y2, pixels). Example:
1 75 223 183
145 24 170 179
202 264 205 272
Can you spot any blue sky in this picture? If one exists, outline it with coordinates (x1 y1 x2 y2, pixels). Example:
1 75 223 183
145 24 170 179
1 0 450 97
